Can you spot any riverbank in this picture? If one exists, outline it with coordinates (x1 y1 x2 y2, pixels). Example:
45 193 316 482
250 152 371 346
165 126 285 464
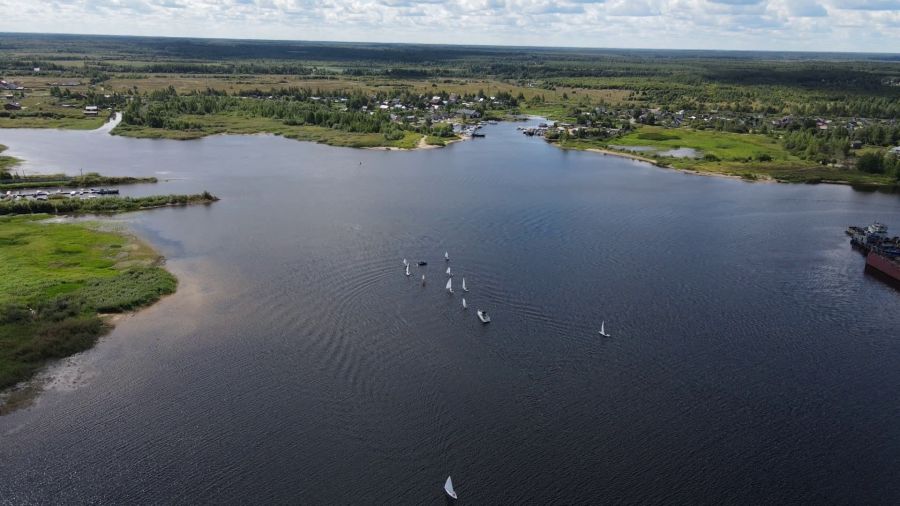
1 173 158 191
0 215 177 404
0 145 21 173
0 192 219 216
556 134 899 188
111 117 429 149
367 134 465 151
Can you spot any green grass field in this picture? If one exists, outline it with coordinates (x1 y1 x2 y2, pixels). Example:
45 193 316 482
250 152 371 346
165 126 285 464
0 215 176 391
613 126 788 161
560 126 896 185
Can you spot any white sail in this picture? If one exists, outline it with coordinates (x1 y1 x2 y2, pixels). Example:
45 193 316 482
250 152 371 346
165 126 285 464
600 321 609 337
444 476 457 499
422 274 426 284
462 297 467 309
445 251 450 261
403 258 408 266
446 267 451 276
405 264 410 276
446 278 453 292
462 278 467 291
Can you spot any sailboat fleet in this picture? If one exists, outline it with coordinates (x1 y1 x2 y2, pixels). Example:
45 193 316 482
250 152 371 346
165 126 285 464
402 250 612 334
402 250 490 324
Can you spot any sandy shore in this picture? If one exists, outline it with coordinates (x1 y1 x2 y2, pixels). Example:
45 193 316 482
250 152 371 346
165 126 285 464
581 147 774 183
366 135 468 152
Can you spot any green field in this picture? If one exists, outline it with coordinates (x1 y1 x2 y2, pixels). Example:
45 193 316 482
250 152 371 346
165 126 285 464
560 126 897 185
0 215 176 392
613 127 788 161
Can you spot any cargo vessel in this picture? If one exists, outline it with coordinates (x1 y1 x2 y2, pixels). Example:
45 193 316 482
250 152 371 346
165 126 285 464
847 222 900 285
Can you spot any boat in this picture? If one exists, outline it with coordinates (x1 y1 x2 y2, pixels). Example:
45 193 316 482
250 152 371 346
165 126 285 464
422 274 426 285
417 261 428 266
866 249 900 284
446 278 453 294
403 258 408 267
446 266 452 277
599 321 610 337
477 310 491 324
462 297 467 309
444 476 457 500
444 251 450 261
405 264 411 277
462 278 468 292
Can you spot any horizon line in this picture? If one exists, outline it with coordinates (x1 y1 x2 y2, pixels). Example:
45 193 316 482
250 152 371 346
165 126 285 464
1 30 899 58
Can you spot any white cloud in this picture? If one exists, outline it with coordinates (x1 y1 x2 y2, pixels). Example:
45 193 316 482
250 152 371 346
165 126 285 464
0 0 898 52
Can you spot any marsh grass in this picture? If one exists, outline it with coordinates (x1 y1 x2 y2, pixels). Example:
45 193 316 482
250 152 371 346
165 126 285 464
0 215 178 390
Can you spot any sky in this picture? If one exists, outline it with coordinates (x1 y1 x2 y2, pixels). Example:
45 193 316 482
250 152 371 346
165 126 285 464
1 0 899 53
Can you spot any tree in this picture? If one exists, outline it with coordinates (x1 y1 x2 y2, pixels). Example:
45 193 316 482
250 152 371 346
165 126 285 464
857 152 884 174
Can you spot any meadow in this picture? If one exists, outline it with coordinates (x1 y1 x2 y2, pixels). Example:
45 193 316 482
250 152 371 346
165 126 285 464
0 215 176 390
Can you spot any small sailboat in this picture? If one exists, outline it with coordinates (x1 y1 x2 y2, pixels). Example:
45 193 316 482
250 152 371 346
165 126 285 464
446 266 452 277
405 264 411 277
462 278 468 292
422 274 426 285
403 258 408 267
599 321 610 337
446 278 453 294
444 476 457 500
477 310 491 324
462 297 467 309
444 251 450 262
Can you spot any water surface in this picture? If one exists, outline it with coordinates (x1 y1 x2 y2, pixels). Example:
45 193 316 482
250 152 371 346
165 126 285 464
1 123 899 504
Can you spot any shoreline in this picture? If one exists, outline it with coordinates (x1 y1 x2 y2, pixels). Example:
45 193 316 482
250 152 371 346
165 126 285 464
581 147 770 182
365 134 468 151
0 216 179 414
564 145 896 188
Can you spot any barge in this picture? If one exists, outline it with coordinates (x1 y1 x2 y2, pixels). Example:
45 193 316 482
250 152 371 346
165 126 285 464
847 222 900 284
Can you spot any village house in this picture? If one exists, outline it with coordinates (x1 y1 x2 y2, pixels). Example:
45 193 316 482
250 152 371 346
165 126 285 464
4 102 22 111
84 105 99 116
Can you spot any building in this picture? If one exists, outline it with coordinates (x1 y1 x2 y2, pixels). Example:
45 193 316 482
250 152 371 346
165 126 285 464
84 105 99 116
4 102 22 110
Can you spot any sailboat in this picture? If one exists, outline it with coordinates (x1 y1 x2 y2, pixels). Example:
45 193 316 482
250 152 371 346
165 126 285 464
446 277 453 294
477 310 491 324
444 251 450 261
599 321 610 337
405 264 411 277
422 274 426 285
444 476 457 500
462 297 467 309
462 278 468 292
446 266 452 277
403 258 408 267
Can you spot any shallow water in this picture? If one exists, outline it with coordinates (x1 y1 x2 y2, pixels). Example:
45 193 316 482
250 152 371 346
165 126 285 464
1 123 900 504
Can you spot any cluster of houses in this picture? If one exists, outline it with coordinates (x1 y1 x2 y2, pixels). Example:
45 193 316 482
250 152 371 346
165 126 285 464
1 79 25 111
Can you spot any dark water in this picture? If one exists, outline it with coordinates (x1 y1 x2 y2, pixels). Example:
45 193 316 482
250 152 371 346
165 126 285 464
2 122 900 504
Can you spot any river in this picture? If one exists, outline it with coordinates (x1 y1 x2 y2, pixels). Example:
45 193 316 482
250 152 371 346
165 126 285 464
1 121 899 503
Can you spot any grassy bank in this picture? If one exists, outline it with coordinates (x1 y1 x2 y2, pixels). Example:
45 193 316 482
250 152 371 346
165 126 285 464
0 145 21 173
0 173 158 191
112 115 423 149
0 192 218 216
0 215 176 392
559 127 898 186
